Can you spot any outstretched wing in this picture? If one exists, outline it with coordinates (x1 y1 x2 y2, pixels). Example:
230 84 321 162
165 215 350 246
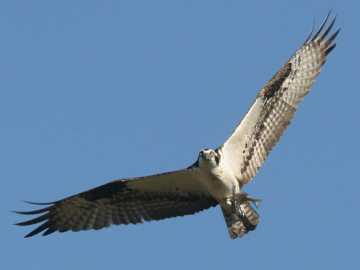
15 168 217 237
220 13 340 186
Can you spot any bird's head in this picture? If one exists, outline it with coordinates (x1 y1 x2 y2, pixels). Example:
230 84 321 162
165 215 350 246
198 148 220 168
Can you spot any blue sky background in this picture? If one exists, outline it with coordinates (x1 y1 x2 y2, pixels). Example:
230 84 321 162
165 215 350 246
1 1 358 269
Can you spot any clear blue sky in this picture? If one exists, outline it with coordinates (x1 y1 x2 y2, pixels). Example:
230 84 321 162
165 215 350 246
1 1 358 269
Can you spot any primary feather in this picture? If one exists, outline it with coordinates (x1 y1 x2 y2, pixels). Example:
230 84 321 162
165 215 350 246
220 13 340 186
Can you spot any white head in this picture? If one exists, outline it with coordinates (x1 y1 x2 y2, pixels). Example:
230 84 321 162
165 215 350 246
198 148 220 168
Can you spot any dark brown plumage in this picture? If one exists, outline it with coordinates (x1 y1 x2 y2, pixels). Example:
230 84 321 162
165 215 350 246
16 172 217 238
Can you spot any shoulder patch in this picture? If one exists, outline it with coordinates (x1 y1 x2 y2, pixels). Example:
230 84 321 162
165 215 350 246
257 62 292 99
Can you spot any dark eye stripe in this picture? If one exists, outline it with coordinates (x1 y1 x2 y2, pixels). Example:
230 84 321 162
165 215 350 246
214 154 220 165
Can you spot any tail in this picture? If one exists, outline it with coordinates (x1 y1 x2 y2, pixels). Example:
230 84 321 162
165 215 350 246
221 198 260 239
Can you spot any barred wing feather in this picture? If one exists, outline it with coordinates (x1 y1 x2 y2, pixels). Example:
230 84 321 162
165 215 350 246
15 168 217 237
221 14 340 185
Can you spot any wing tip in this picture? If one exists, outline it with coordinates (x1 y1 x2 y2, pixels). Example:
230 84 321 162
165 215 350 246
22 200 57 205
22 221 51 238
13 206 51 216
14 201 57 238
306 11 340 47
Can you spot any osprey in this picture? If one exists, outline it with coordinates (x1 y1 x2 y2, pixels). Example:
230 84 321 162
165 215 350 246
15 14 339 239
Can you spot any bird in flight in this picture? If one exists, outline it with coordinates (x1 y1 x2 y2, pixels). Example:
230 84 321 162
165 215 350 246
15 13 339 239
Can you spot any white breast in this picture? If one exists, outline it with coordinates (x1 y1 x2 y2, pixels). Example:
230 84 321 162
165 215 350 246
197 160 240 202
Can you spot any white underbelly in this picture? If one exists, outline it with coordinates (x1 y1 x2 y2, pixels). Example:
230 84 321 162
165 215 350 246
197 169 240 201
